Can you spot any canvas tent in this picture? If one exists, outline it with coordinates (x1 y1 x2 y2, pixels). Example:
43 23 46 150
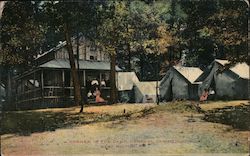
160 66 203 101
133 81 158 103
198 59 249 100
116 72 139 103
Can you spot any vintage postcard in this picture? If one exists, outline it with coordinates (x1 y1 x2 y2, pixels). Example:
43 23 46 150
0 1 249 155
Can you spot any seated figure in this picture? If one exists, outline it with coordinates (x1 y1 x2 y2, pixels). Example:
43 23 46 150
95 88 105 103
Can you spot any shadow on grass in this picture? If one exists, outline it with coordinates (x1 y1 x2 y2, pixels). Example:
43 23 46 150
156 101 203 113
203 104 250 131
1 107 154 136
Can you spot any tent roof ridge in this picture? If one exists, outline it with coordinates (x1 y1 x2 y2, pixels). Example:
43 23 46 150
173 66 203 84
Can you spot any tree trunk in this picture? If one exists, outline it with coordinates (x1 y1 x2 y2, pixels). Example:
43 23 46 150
156 54 160 105
6 68 12 106
127 43 131 71
126 23 131 72
0 1 5 18
63 23 83 112
140 53 144 80
109 53 117 104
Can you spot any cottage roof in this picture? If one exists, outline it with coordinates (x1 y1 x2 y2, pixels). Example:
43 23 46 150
215 59 249 79
39 59 121 71
173 66 203 84
134 81 158 95
35 34 86 60
117 72 139 91
36 41 67 60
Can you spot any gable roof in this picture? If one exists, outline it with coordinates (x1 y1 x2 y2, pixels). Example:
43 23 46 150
173 66 203 84
214 59 229 66
230 63 249 79
35 34 86 60
215 59 249 79
117 72 139 91
36 41 67 60
39 59 121 71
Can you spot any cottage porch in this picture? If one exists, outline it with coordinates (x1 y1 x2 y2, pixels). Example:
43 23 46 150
13 59 116 109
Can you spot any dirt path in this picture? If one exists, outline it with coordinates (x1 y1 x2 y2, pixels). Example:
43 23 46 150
2 102 249 155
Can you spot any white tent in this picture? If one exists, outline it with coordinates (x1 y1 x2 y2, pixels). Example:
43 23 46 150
133 81 159 103
199 59 249 100
116 72 139 102
160 66 203 101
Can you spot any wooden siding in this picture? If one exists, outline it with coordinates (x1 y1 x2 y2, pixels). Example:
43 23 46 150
35 36 110 66
54 38 110 61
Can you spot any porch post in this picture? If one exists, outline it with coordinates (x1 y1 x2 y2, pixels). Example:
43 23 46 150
62 70 65 99
41 70 44 103
33 71 36 99
62 70 65 84
7 69 12 105
99 72 102 84
83 70 86 86
21 77 23 95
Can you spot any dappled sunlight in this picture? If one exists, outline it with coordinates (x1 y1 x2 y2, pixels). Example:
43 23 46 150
2 103 156 136
2 101 249 154
200 100 249 111
203 102 250 131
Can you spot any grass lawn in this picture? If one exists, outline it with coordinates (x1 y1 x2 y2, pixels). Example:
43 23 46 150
1 101 250 155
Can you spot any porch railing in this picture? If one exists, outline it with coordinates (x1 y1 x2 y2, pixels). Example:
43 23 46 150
15 86 111 104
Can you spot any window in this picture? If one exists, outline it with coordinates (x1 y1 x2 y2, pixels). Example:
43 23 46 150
74 54 78 59
90 46 97 51
90 56 95 60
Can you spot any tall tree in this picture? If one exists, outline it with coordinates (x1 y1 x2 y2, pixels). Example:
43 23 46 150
96 1 126 104
1 1 47 105
180 1 248 67
128 0 182 79
1 1 46 66
203 1 248 64
42 1 96 112
0 1 5 18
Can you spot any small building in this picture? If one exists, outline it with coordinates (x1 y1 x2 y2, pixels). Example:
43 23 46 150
160 66 203 101
198 59 249 100
11 36 120 110
133 81 158 103
116 72 139 103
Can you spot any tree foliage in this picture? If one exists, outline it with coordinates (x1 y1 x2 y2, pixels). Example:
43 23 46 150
180 1 248 67
96 1 130 103
0 1 248 106
204 1 248 64
0 1 46 66
40 1 98 111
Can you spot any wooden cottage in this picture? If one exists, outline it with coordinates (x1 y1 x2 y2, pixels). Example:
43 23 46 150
12 36 120 109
